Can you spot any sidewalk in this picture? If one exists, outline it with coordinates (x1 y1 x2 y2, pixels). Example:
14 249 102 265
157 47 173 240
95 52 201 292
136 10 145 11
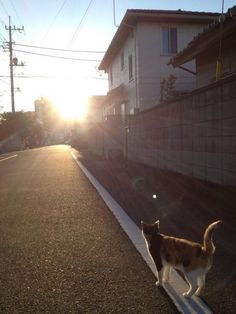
76 149 236 314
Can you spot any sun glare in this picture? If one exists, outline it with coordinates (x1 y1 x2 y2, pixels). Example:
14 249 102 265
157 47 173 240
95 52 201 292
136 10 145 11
55 94 88 122
50 81 89 122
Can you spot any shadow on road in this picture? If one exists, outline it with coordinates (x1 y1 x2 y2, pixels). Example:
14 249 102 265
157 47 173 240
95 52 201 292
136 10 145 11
78 150 236 314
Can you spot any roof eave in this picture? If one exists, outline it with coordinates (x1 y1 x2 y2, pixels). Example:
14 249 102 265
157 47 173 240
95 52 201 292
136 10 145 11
99 9 219 71
170 18 236 67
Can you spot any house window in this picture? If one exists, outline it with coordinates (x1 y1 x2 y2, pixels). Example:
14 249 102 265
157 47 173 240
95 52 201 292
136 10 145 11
121 52 124 70
162 27 177 55
121 103 126 123
128 54 133 80
110 65 113 86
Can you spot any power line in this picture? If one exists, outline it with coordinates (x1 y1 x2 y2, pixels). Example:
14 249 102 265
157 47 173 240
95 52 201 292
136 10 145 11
41 0 69 43
0 0 9 18
9 0 23 25
67 0 95 48
13 48 102 62
0 32 7 42
13 42 105 53
0 75 108 82
0 15 6 27
0 78 10 85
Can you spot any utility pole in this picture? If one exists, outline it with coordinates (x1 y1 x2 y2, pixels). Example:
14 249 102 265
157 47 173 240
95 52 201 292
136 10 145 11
5 16 24 112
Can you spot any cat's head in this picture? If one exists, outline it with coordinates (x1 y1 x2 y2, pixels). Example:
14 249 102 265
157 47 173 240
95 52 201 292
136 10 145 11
141 220 160 235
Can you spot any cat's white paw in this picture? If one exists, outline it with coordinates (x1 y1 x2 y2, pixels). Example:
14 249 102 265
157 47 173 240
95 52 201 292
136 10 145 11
195 290 202 297
155 280 162 286
182 292 191 298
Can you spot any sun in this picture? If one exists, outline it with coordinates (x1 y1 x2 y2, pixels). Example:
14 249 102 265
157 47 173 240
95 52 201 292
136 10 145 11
55 93 88 122
49 81 89 122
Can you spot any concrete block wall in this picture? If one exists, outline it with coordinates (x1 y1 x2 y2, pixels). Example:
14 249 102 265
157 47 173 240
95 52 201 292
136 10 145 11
84 123 104 156
128 75 236 186
86 115 125 159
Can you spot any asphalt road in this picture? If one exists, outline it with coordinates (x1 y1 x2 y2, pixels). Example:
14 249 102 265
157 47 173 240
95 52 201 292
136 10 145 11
0 145 177 314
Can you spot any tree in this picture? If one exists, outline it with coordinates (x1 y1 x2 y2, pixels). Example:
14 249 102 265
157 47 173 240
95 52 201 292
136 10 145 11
0 111 44 148
160 74 177 103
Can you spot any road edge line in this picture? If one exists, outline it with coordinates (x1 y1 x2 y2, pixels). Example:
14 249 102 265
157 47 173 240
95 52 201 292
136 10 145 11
0 154 18 162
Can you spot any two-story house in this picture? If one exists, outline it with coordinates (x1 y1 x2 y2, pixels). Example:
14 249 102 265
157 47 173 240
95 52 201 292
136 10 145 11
99 9 219 118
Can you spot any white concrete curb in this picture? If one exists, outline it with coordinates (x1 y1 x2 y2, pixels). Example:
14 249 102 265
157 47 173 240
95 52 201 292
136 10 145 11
71 152 213 314
0 154 17 162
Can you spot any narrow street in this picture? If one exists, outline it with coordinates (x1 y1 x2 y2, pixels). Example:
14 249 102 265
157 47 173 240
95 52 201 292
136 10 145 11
0 145 176 313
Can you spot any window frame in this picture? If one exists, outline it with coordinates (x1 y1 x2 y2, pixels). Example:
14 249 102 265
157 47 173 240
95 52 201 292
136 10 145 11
121 51 125 70
162 27 177 55
110 65 113 86
128 54 133 81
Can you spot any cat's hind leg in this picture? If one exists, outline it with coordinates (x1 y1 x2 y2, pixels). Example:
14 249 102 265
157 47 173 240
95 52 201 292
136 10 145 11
195 273 206 297
183 270 199 298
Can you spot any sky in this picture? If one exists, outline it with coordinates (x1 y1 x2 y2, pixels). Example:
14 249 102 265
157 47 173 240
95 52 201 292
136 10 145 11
0 0 235 119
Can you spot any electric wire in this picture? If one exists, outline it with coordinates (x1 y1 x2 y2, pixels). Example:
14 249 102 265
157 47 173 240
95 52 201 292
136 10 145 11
67 0 95 48
0 78 10 85
9 0 23 25
0 32 7 42
13 48 102 62
0 15 6 27
0 75 107 80
0 0 9 18
14 32 25 65
41 0 69 43
13 42 105 53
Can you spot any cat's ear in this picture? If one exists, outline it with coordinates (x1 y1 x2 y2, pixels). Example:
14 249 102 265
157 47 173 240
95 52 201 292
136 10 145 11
154 220 160 229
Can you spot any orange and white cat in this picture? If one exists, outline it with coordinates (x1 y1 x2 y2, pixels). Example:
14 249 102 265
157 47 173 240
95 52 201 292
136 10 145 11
141 220 221 298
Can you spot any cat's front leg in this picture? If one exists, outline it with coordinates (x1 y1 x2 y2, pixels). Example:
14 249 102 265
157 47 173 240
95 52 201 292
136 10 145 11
155 268 164 286
163 266 171 283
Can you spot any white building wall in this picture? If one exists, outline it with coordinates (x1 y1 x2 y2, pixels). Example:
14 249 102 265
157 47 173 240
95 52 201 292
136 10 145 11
108 32 137 115
108 21 212 114
137 22 204 111
108 34 134 89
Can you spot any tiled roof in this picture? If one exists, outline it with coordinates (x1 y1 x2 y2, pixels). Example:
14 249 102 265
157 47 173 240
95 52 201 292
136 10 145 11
169 6 236 67
123 9 218 16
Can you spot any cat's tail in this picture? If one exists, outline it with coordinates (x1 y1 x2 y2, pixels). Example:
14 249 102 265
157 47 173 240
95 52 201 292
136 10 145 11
203 220 222 254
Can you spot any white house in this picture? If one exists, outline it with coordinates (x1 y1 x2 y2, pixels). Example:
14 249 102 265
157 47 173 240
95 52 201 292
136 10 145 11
99 9 219 117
